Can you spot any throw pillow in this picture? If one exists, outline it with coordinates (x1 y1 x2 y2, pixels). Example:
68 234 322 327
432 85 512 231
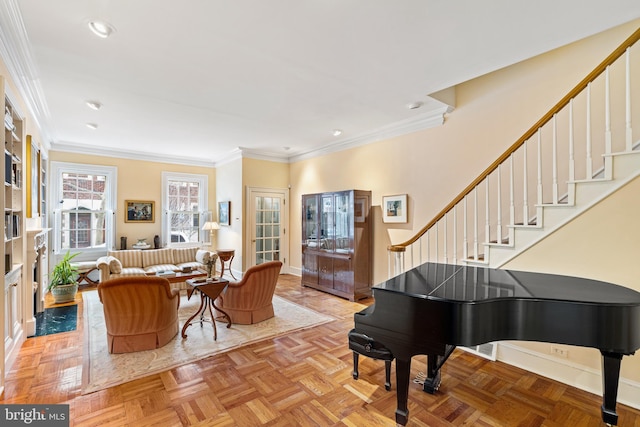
108 256 122 274
195 250 211 264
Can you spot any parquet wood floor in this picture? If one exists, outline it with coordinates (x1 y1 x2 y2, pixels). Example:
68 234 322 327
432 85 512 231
2 275 639 426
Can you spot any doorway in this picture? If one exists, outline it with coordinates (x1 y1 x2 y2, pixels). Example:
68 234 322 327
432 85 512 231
246 187 289 273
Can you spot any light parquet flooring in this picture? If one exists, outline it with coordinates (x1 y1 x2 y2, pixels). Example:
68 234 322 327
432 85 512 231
2 275 640 426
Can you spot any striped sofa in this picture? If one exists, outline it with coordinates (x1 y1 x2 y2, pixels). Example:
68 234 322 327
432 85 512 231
97 247 213 289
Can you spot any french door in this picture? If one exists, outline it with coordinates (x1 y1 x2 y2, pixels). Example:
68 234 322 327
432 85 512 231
246 187 289 272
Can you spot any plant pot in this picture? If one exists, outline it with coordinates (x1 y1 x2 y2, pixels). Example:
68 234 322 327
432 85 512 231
51 283 79 304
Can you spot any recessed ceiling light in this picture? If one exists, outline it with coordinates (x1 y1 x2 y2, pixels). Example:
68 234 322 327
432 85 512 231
88 20 115 38
85 100 102 110
407 102 423 110
332 129 343 137
86 123 98 130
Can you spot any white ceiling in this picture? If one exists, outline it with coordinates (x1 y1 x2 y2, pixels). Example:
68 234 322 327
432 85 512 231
2 1 639 166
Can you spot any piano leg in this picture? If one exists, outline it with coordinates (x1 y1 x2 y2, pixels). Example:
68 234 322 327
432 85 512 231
600 351 623 426
422 354 442 394
395 357 411 426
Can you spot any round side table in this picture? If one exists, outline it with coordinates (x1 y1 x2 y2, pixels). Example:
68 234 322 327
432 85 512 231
215 249 237 280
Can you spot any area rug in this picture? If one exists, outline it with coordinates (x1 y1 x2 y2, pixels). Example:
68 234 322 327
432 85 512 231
34 304 78 336
81 290 334 394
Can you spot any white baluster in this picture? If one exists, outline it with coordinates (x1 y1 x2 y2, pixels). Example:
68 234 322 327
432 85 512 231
569 99 575 182
443 214 448 264
485 178 490 246
463 196 468 261
605 66 611 154
435 221 439 263
586 82 593 179
453 205 458 265
426 229 430 262
409 241 414 271
537 129 543 205
497 165 502 244
473 187 479 261
509 153 514 232
605 66 612 179
626 47 632 152
552 114 558 203
523 140 529 224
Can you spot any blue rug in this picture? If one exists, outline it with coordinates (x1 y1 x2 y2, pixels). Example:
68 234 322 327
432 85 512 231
33 305 78 336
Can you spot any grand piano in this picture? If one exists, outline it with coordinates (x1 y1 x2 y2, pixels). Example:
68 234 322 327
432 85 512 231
352 263 640 426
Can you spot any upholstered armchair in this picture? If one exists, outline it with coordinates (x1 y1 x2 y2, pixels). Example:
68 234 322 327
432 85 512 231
215 261 282 324
98 276 180 353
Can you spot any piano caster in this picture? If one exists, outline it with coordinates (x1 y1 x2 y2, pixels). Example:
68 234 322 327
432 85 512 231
601 405 618 427
422 370 441 394
395 409 408 426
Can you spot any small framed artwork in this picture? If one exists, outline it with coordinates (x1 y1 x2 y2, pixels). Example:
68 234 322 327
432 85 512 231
354 198 366 223
125 200 155 223
382 194 408 223
218 201 230 226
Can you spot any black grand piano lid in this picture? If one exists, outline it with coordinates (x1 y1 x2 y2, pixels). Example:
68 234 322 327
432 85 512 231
377 263 640 305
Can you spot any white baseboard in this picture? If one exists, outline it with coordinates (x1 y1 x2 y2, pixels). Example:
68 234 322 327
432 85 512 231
288 266 302 277
497 343 640 411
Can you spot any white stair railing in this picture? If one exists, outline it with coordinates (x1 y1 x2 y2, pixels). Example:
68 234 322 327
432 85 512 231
389 27 640 278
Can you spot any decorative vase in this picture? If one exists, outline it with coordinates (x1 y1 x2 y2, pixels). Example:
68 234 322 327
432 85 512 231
154 235 160 249
51 283 79 304
206 261 214 278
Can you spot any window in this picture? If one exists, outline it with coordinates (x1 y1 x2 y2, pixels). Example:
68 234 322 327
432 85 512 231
162 172 209 246
51 162 117 257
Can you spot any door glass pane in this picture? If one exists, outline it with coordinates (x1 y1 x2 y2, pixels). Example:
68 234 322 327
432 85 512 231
321 195 334 251
335 193 349 253
254 194 283 265
304 196 318 244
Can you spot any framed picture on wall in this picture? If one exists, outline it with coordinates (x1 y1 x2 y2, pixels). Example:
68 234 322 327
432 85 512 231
382 194 408 223
125 200 155 223
218 201 230 226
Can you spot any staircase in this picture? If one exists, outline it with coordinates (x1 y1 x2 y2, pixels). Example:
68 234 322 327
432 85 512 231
388 27 640 276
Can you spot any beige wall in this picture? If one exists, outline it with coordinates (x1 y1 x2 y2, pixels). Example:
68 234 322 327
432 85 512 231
287 20 640 406
289 20 640 286
215 158 243 268
48 151 216 248
241 158 290 270
504 176 640 382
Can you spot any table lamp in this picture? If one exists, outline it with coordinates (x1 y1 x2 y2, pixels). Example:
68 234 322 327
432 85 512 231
202 221 220 245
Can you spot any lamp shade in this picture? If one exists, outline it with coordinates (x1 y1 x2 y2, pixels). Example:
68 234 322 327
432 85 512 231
202 221 220 231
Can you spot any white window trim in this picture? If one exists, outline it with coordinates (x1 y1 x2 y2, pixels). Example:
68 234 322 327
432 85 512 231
161 171 208 247
50 161 117 262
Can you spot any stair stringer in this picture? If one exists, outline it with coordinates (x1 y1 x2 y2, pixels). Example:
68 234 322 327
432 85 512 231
469 150 640 269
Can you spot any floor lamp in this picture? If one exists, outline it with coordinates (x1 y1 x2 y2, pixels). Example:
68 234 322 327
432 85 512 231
202 221 220 247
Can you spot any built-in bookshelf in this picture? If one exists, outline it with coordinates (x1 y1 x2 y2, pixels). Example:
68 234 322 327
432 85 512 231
4 96 23 276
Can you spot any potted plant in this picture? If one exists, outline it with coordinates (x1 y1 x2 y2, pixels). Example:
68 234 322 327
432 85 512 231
48 251 80 304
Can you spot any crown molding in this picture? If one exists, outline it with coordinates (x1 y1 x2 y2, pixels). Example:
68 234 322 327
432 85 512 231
49 104 453 168
288 105 453 163
0 0 54 150
50 141 216 168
